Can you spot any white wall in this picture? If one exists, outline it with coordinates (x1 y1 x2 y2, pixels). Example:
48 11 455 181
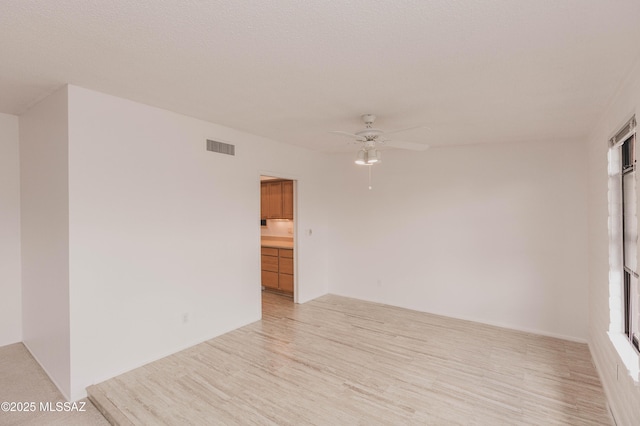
587 56 640 425
328 140 588 340
19 87 71 398
0 113 21 347
67 86 329 400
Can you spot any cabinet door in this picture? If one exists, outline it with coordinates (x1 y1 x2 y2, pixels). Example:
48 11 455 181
267 182 283 219
279 248 293 258
261 247 278 256
282 180 294 219
261 254 278 272
278 249 294 293
260 183 269 219
279 255 293 275
279 273 293 293
262 271 279 289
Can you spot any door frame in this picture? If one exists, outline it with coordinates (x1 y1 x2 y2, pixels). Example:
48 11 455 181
258 171 299 304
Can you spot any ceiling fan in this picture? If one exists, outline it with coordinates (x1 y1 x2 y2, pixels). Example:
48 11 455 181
330 114 430 165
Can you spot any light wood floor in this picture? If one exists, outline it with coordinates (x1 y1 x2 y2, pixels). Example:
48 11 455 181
88 293 612 425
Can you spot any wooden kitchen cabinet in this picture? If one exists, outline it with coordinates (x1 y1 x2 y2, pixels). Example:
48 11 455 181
278 273 294 293
261 247 279 290
261 271 279 289
261 180 293 219
282 180 293 219
267 182 283 218
278 248 294 292
260 183 269 221
261 247 294 294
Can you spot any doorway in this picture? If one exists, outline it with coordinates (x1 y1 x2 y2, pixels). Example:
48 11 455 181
260 175 296 302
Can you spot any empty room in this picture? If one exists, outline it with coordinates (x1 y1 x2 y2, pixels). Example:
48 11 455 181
2 1 640 425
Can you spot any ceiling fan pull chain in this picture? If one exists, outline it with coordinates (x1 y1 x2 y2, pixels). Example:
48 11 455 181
368 165 373 190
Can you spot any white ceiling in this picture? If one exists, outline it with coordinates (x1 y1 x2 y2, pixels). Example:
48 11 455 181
2 1 640 152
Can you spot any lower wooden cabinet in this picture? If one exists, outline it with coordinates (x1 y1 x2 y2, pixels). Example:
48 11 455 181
261 247 293 294
261 271 279 289
278 273 294 293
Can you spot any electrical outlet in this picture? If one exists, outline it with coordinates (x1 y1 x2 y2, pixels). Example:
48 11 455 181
182 313 189 324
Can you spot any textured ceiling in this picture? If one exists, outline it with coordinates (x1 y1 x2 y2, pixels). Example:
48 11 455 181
2 0 640 152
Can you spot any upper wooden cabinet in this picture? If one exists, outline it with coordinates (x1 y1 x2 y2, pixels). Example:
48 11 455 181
261 180 293 219
282 180 293 219
267 181 283 218
260 183 269 220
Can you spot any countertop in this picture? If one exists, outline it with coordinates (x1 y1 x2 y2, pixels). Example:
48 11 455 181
261 237 294 249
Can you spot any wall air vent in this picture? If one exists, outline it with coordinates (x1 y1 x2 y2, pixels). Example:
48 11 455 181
206 139 235 156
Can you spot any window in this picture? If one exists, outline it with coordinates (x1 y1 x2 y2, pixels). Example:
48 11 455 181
621 133 639 351
608 115 640 380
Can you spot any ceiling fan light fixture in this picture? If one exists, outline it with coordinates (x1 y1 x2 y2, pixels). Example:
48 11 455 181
332 114 429 167
366 148 380 164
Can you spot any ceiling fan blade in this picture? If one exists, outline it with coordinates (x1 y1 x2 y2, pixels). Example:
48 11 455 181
384 140 430 151
384 125 431 136
329 130 366 141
